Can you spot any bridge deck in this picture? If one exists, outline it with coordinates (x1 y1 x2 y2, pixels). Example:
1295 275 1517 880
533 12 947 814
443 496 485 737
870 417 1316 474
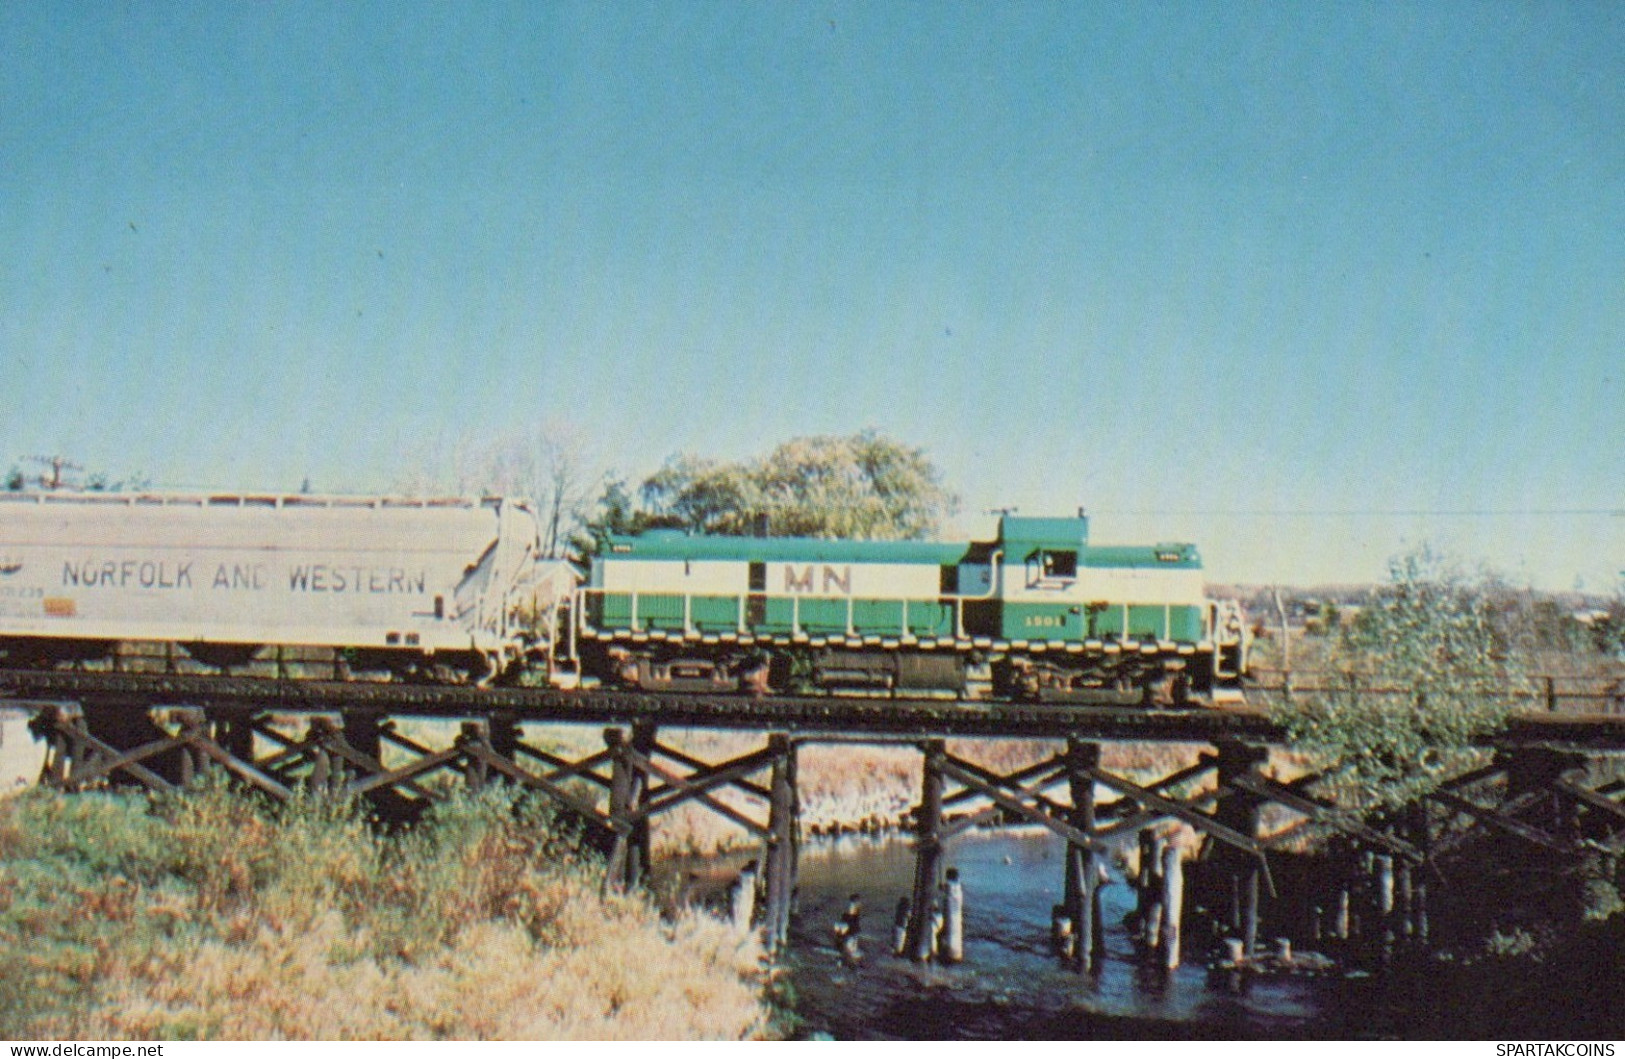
1 669 1621 749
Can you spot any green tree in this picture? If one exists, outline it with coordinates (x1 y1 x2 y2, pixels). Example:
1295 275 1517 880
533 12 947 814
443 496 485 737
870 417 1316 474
638 430 958 540
1275 545 1536 809
572 476 682 556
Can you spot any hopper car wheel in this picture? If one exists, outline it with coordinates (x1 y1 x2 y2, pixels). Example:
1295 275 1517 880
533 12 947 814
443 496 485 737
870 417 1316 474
0 637 115 670
183 642 263 671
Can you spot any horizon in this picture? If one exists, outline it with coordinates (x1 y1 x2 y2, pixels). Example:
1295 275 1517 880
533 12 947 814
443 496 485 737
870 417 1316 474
4 3 1619 591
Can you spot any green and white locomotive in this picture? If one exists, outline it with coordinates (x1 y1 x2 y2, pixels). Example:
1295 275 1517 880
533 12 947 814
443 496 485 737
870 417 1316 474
571 514 1249 705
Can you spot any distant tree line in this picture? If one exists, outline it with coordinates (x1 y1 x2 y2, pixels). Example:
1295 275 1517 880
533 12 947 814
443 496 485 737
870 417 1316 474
5 456 149 493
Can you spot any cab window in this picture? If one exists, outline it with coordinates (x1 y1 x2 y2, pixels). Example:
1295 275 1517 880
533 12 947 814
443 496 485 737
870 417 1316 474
1026 549 1077 587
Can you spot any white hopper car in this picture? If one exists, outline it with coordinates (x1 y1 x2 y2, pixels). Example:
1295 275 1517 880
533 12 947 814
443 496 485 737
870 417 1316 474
0 492 571 681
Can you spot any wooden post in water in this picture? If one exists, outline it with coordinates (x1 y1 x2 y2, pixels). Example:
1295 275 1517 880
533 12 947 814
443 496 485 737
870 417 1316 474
1398 858 1415 940
942 867 965 963
905 740 947 962
1067 738 1102 972
1410 801 1432 946
1215 742 1266 959
1051 905 1075 959
764 734 798 952
1064 838 1082 940
1242 860 1261 959
1136 828 1156 928
1375 853 1395 959
1161 843 1184 970
1143 835 1166 951
893 898 911 956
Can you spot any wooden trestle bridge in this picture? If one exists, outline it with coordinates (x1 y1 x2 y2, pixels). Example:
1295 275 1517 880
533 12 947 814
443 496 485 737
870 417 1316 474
5 668 1624 970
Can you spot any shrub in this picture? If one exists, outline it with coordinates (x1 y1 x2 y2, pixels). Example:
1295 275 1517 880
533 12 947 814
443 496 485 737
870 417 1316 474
1273 545 1536 810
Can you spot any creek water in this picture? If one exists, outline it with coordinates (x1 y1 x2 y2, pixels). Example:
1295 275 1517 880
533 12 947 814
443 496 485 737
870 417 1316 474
774 828 1375 1040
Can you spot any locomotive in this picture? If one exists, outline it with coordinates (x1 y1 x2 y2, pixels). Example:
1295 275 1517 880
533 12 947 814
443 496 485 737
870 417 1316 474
0 492 1249 704
573 513 1249 705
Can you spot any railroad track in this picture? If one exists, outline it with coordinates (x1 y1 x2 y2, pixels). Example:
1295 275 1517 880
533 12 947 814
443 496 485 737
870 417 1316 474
2 667 1621 748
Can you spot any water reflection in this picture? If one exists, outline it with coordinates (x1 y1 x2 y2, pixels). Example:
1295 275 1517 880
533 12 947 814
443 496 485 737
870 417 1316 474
785 828 1331 1040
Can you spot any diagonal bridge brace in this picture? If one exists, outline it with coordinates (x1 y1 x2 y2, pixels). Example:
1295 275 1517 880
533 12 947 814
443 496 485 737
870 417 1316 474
44 719 180 792
616 743 778 838
454 735 621 832
1081 762 1276 896
938 757 1106 852
174 724 293 800
1429 787 1579 854
1550 778 1625 854
1092 757 1223 841
512 742 616 791
1553 777 1625 822
935 752 1076 839
1229 772 1424 863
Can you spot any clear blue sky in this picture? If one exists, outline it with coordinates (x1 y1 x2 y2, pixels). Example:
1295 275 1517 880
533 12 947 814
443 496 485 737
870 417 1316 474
3 2 1620 588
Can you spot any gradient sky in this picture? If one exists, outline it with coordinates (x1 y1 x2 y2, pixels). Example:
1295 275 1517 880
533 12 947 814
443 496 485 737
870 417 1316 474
3 2 1620 588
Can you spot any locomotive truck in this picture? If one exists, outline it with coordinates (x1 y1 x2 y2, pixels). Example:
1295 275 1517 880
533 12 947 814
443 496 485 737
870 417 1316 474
0 493 1248 704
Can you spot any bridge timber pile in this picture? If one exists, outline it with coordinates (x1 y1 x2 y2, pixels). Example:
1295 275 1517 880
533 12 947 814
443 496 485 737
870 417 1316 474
6 667 1625 971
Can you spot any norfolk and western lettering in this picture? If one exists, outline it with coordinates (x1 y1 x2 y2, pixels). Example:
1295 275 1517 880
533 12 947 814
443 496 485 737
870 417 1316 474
60 559 427 594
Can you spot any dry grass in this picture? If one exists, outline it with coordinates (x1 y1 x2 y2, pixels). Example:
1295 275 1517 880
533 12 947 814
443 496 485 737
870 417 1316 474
0 782 771 1040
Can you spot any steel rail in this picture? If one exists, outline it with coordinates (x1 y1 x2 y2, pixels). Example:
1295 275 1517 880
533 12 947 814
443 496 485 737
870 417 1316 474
1 668 1622 749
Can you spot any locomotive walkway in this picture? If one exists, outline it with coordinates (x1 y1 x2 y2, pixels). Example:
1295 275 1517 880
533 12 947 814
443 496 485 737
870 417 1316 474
5 666 1624 972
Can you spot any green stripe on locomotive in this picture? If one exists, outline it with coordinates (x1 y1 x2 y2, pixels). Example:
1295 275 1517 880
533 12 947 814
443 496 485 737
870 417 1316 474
997 601 1207 641
1085 544 1201 568
601 531 969 566
590 592 960 638
1000 602 1085 640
